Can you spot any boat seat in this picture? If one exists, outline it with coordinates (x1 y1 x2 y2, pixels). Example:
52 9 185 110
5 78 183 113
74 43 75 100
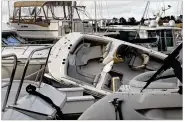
76 67 95 80
75 46 103 66
71 43 90 55
67 65 95 84
129 55 142 67
129 70 178 89
2 84 67 120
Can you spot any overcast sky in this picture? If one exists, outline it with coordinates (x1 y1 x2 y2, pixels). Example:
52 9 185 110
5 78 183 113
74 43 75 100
1 0 183 22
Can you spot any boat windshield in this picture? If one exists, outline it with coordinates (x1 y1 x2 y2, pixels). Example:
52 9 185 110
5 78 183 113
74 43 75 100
3 36 21 45
2 36 22 46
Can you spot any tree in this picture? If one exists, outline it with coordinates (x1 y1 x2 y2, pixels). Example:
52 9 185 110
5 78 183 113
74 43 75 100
112 17 118 24
128 17 136 25
119 17 126 25
170 15 176 21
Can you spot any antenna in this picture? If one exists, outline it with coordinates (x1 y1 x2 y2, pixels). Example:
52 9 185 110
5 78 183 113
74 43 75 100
156 4 171 23
162 1 165 16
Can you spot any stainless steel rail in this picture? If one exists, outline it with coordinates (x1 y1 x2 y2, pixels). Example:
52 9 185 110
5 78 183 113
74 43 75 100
13 45 53 105
2 53 18 111
2 44 52 47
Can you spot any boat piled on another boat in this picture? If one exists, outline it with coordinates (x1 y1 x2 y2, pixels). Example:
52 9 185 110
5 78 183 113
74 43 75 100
1 49 95 120
46 32 167 98
2 23 54 80
78 43 182 120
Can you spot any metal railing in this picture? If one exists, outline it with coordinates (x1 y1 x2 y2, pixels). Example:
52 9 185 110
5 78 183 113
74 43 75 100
2 54 18 111
13 45 53 105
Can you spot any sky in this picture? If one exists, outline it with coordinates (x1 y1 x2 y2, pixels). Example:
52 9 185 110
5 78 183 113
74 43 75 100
1 0 183 23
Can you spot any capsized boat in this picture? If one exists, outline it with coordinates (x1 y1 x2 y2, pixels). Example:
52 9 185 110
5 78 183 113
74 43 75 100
78 43 182 120
47 32 167 98
2 53 95 120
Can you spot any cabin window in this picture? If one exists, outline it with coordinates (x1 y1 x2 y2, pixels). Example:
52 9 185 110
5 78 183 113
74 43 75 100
2 36 21 45
148 30 174 50
148 30 157 38
165 30 173 47
119 31 140 42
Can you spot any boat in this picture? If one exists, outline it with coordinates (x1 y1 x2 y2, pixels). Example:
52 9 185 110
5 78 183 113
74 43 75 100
46 32 167 98
2 52 95 120
2 22 27 46
9 1 93 44
104 24 182 54
78 43 182 120
100 3 182 54
2 23 54 80
2 45 53 81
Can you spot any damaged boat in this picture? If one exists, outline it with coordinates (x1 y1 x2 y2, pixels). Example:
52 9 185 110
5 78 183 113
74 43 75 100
78 43 182 120
2 49 95 120
2 23 53 80
46 32 167 98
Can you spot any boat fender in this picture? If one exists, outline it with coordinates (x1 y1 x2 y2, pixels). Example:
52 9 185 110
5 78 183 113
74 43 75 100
26 84 64 119
109 98 123 120
131 54 149 70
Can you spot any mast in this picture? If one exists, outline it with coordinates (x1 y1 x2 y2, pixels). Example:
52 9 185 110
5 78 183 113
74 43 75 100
180 1 183 15
94 1 97 33
8 0 10 23
135 1 150 39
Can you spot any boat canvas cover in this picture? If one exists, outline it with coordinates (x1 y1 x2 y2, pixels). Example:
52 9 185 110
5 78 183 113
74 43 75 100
14 1 72 7
14 1 46 7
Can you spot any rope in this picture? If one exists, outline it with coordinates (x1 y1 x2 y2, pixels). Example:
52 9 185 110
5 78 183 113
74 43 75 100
24 67 45 80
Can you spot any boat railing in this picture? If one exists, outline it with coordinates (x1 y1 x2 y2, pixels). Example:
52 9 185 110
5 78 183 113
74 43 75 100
2 44 52 47
13 45 53 105
2 53 18 112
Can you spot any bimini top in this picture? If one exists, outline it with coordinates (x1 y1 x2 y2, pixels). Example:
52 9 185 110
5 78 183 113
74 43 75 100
2 22 16 32
14 1 72 7
14 1 46 7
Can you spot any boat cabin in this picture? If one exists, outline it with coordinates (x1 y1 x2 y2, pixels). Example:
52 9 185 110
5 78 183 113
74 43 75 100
2 23 26 46
105 25 182 54
9 1 93 42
